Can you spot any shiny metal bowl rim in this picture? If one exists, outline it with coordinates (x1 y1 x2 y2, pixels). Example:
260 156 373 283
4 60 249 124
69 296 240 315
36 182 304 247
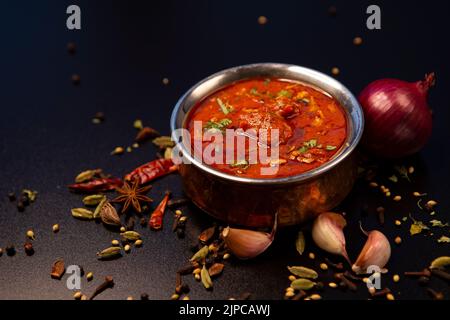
170 63 364 185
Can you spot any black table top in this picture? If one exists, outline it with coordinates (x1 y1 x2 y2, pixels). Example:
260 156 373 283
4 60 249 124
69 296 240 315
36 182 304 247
0 0 449 300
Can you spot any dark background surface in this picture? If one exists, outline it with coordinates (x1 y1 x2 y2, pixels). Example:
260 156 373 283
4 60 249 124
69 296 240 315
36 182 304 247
0 0 449 300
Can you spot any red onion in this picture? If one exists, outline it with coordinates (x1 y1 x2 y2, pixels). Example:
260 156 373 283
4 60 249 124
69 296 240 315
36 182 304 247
358 73 435 158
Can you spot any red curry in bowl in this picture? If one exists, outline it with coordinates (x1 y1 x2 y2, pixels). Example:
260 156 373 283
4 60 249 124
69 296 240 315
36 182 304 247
185 78 347 179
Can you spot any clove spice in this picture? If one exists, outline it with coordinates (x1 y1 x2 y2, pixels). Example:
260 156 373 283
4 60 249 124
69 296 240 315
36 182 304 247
89 276 114 300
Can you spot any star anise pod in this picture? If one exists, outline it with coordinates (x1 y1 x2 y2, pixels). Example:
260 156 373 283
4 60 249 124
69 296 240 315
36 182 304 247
112 179 152 213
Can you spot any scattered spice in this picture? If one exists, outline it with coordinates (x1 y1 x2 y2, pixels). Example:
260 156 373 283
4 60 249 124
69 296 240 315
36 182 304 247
74 169 102 184
394 236 402 245
6 245 16 256
52 224 60 233
149 191 171 230
24 242 34 256
69 177 123 193
26 230 35 240
136 127 160 143
99 201 121 226
141 293 149 300
324 257 344 270
86 272 94 281
71 74 80 85
71 208 94 220
386 293 395 300
308 252 315 259
437 236 450 243
152 136 175 149
393 195 402 201
97 247 122 260
291 278 316 291
199 226 216 244
393 274 400 282
287 266 318 279
121 231 141 242
67 42 76 54
353 36 363 46
162 78 170 85
113 179 153 213
430 268 450 282
111 147 125 156
124 158 177 185
320 263 328 271
73 291 82 300
295 231 305 255
430 256 450 269
89 276 114 300
331 67 340 76
257 16 268 25
135 239 143 247
51 259 65 279
335 273 357 291
190 246 209 262
82 194 106 206
208 263 224 277
201 264 213 289
124 244 131 253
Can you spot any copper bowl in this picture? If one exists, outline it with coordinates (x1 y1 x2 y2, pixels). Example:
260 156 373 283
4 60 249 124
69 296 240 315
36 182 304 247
170 63 364 228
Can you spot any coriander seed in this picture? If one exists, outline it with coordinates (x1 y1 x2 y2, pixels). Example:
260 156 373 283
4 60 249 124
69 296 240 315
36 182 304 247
124 244 131 253
320 263 328 270
393 274 400 282
26 230 35 240
394 236 402 245
52 224 60 233
86 272 94 281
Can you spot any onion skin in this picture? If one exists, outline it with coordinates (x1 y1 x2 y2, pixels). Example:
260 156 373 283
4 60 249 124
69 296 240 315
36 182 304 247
358 73 434 158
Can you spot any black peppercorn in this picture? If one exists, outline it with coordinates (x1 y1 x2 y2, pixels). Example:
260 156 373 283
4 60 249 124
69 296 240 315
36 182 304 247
6 245 16 256
17 202 25 212
176 228 185 239
67 42 76 54
140 293 149 300
71 74 81 85
8 192 16 202
20 195 30 206
140 218 147 227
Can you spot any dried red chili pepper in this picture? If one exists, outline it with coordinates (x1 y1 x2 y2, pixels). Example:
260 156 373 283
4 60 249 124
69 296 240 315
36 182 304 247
125 158 177 185
68 178 123 193
149 191 171 230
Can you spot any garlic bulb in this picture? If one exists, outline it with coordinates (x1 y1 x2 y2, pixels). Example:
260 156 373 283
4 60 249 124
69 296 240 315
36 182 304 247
311 212 350 264
352 230 391 274
222 219 277 259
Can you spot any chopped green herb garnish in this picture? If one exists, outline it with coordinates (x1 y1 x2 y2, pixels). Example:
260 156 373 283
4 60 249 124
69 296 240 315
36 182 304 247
297 139 318 153
249 88 261 96
325 145 337 151
263 78 271 86
277 90 292 98
204 118 232 132
298 146 308 154
304 139 317 148
217 98 233 115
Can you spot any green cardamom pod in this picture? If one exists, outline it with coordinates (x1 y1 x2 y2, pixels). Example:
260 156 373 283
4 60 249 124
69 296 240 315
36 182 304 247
93 198 107 219
71 208 94 220
430 256 450 269
83 194 106 206
190 245 209 262
120 231 141 241
75 169 101 183
295 231 305 256
287 266 318 279
291 278 316 291
152 136 175 149
201 264 213 289
97 247 122 260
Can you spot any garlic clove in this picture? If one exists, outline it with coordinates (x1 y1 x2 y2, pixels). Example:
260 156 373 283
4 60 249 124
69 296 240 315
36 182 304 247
311 212 350 264
352 230 391 274
222 218 277 260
